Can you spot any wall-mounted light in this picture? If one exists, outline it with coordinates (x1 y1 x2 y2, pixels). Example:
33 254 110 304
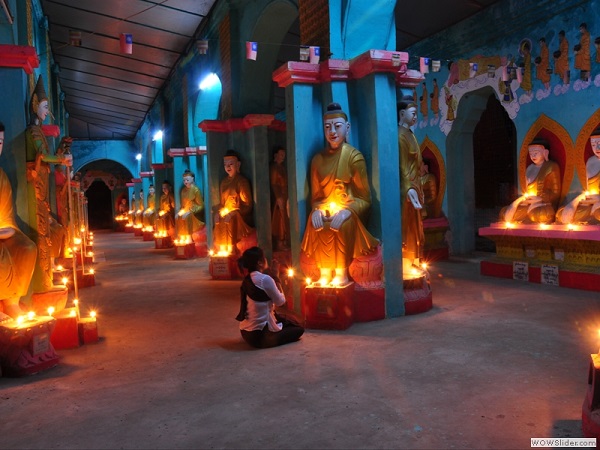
152 130 163 141
199 73 219 90
135 153 142 161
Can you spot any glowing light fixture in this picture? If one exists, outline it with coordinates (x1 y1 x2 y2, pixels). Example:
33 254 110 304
152 130 163 141
135 153 142 161
199 72 219 90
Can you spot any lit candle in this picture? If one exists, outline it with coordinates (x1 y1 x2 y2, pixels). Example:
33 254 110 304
47 306 55 316
27 311 35 320
287 268 294 277
89 311 97 319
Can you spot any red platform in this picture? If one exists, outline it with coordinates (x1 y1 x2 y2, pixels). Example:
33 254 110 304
74 270 96 289
582 354 600 437
50 308 79 350
353 287 386 322
209 255 242 279
78 318 99 344
0 316 60 377
303 283 355 330
133 227 143 237
174 242 195 259
155 236 173 249
143 230 154 241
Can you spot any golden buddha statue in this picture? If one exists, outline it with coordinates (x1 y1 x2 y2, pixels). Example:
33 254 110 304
155 180 175 236
134 190 144 227
301 103 379 285
556 132 600 224
142 184 156 229
420 158 440 219
500 143 561 224
175 171 205 239
0 122 38 318
25 76 72 293
398 99 425 268
269 146 289 251
213 150 254 253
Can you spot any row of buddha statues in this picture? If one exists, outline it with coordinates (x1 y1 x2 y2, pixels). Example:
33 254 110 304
499 133 600 225
1 76 85 320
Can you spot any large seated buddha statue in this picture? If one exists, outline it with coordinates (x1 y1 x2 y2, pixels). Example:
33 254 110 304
134 190 144 227
212 150 254 254
556 131 600 224
301 103 379 285
499 143 561 224
155 180 175 236
0 122 38 319
142 184 156 229
176 171 205 239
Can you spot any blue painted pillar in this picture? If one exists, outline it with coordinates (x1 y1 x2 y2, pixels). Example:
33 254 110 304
273 63 323 312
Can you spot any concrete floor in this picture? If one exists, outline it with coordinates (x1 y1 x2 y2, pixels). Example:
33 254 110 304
1 230 598 449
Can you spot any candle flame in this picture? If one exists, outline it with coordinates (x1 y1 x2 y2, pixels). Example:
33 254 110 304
47 306 55 316
27 311 35 320
90 311 97 319
287 268 294 277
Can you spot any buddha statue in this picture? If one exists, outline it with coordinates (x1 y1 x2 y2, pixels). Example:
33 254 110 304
0 122 38 319
156 180 175 236
556 132 600 224
398 99 425 268
499 143 561 224
420 157 440 219
25 76 72 293
269 146 289 251
176 171 205 238
127 194 136 227
142 184 156 229
213 150 254 254
134 189 144 227
301 103 379 285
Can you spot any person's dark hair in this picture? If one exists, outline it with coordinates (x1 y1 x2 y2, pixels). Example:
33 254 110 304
224 149 241 161
0 122 4 132
272 145 285 157
559 30 565 37
238 246 265 273
397 95 417 119
539 37 546 44
162 179 171 186
580 23 587 30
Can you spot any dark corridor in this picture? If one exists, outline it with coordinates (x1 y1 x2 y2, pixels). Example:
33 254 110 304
86 180 113 230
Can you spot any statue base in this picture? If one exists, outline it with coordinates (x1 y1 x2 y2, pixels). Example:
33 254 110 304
303 283 355 330
133 227 143 237
479 223 600 291
0 316 59 377
125 224 134 233
209 255 242 280
75 269 96 289
174 242 195 259
115 220 127 232
353 286 386 322
155 236 173 249
423 217 450 262
582 354 600 437
403 275 433 315
143 230 154 241
50 307 79 350
78 317 99 344
31 286 68 316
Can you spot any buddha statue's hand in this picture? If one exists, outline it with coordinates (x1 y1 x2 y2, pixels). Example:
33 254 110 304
330 209 351 231
62 154 73 167
0 227 16 240
560 203 577 224
407 189 422 209
311 208 325 230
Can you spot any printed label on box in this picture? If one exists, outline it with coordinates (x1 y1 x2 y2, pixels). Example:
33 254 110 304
211 257 230 277
541 264 559 286
31 332 50 356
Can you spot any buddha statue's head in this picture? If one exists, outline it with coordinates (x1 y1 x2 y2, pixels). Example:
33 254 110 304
273 146 285 164
528 143 549 166
139 190 144 199
591 130 600 158
398 97 418 128
223 150 241 178
149 184 155 195
30 75 50 125
162 180 172 194
182 171 195 188
323 102 350 150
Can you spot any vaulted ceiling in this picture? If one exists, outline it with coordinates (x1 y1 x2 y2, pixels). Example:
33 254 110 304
40 0 501 141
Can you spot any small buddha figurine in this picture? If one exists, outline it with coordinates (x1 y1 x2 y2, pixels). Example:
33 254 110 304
134 190 144 227
301 103 379 285
556 132 600 224
500 143 561 224
213 150 254 254
118 197 128 215
25 75 72 293
142 184 156 229
398 99 425 269
420 158 439 219
156 180 175 236
269 146 289 251
0 122 38 318
176 171 205 239
127 194 136 226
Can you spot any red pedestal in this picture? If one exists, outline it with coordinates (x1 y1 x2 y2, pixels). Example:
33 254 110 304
303 283 355 330
209 255 242 279
78 318 99 344
50 308 80 350
0 317 60 377
143 230 154 241
133 227 143 236
155 236 173 249
353 287 386 322
74 270 96 289
582 354 600 437
403 276 433 315
174 243 196 259
125 225 134 233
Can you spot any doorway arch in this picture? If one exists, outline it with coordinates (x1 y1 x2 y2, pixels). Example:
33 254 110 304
86 180 113 230
446 86 516 254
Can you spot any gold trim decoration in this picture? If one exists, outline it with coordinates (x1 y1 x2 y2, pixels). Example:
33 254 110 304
519 114 574 202
421 135 446 216
574 108 600 189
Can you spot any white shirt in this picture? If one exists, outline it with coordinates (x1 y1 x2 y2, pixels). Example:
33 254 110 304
239 271 286 332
